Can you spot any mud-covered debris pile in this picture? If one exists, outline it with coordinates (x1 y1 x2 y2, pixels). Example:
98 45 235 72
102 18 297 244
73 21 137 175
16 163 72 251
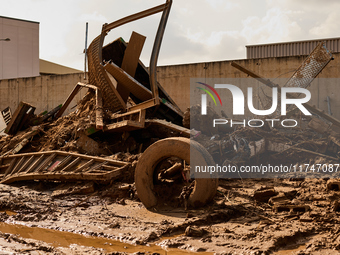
0 91 179 159
189 104 340 178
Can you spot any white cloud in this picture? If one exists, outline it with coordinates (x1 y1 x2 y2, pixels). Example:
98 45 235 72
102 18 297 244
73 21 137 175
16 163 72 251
1 0 338 70
310 11 340 38
206 0 239 10
241 7 302 44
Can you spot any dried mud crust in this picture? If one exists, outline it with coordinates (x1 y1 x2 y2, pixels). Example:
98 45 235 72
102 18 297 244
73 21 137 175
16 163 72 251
0 177 340 254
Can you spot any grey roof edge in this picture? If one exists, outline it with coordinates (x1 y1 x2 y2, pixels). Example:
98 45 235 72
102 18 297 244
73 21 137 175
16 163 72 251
246 37 340 48
0 15 39 24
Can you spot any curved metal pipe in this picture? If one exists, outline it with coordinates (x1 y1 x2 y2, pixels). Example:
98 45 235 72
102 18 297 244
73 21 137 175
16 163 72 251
98 1 171 63
149 0 173 104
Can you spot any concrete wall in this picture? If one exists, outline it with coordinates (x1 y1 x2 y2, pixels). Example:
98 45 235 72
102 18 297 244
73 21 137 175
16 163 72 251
0 53 339 121
0 73 86 116
158 53 340 119
0 16 39 79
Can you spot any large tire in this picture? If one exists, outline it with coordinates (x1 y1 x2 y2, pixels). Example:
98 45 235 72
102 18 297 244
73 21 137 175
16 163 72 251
135 137 218 208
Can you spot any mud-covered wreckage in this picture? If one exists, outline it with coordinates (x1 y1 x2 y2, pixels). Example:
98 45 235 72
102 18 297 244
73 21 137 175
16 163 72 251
1 0 340 210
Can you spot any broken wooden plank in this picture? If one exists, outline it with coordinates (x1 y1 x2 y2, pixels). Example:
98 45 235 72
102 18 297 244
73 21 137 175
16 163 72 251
16 155 35 174
292 147 338 161
160 162 182 179
3 158 17 177
105 120 145 132
2 128 41 156
5 102 35 135
73 159 95 173
104 61 153 102
105 109 146 132
304 104 340 128
35 153 57 172
267 141 291 153
95 88 104 129
117 31 146 103
55 85 82 118
85 161 108 173
9 156 26 176
61 157 81 172
231 62 277 88
249 139 266 157
102 37 183 116
54 155 73 172
25 155 45 174
308 117 330 134
17 105 36 131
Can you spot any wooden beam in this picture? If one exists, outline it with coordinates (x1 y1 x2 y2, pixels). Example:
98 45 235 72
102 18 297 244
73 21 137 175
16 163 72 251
5 102 35 135
231 62 277 88
95 88 104 129
55 84 82 118
104 62 152 101
117 31 146 103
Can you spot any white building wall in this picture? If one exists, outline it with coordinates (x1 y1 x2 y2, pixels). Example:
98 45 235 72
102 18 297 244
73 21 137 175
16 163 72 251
0 16 39 79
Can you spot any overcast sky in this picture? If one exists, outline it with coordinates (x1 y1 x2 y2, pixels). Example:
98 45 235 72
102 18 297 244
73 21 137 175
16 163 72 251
1 0 339 70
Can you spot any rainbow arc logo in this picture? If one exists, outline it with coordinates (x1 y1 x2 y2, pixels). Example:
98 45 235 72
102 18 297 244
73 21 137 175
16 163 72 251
196 82 222 106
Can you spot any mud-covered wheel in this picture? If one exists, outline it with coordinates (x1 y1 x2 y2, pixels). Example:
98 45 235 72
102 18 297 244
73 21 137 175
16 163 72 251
135 137 218 208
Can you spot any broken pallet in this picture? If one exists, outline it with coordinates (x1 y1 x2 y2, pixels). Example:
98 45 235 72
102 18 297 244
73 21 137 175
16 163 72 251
0 151 129 184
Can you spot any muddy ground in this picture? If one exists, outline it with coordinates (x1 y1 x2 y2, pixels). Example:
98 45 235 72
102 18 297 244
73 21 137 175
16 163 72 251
1 94 340 254
0 177 339 254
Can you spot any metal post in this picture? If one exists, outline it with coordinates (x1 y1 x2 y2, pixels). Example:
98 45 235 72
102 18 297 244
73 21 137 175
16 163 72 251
84 22 88 80
327 96 332 116
149 0 173 105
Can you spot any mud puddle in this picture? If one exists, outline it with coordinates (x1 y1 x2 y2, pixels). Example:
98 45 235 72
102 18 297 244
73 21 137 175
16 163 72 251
0 210 17 216
275 244 306 254
0 222 212 254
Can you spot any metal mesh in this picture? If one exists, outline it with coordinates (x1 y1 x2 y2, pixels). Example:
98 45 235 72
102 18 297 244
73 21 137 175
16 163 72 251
285 42 333 88
259 42 333 114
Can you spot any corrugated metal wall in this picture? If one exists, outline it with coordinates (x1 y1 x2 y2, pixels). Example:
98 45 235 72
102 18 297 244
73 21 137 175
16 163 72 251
247 38 340 59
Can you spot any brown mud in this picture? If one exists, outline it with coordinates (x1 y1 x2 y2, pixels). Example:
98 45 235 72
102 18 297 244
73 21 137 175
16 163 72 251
0 177 339 254
1 92 340 254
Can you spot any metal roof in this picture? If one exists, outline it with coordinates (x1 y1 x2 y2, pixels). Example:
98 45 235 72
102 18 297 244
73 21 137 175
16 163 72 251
246 37 340 59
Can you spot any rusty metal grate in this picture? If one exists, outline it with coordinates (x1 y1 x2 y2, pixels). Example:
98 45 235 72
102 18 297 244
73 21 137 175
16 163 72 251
285 42 333 88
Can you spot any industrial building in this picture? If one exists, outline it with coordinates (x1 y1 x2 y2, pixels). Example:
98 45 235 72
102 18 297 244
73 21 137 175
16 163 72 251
0 16 80 80
0 15 339 120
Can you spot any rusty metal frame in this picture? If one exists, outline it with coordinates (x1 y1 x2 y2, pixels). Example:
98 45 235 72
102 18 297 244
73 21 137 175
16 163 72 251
56 82 104 129
98 0 172 105
105 109 146 132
